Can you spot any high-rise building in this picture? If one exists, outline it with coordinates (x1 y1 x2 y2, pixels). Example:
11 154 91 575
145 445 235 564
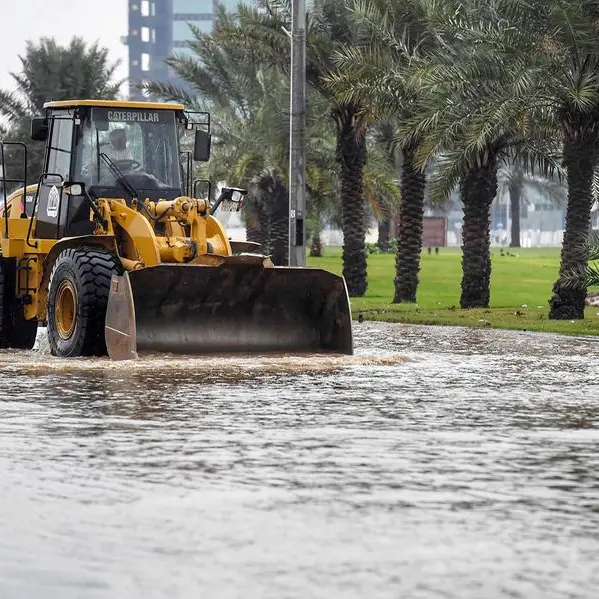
125 0 236 100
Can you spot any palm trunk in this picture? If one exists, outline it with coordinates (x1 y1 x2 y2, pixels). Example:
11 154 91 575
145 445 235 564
334 105 368 297
393 144 426 303
460 157 498 308
244 193 269 252
308 201 323 257
310 230 322 257
377 207 391 252
509 172 522 248
548 139 596 319
269 174 289 266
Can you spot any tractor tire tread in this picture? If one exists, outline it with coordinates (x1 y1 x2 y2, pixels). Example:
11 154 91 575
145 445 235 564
48 246 122 357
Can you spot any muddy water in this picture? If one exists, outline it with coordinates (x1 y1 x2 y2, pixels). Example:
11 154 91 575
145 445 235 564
1 321 599 598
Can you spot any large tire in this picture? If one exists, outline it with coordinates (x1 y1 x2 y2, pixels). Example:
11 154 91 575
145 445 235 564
47 246 122 357
0 257 38 350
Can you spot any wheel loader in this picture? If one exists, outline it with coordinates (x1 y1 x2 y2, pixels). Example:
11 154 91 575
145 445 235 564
0 99 353 359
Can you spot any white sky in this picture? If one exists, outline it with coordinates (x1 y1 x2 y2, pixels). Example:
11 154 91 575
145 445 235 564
0 0 129 96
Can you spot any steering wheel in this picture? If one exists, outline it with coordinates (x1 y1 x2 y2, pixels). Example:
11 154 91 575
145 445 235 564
113 159 142 172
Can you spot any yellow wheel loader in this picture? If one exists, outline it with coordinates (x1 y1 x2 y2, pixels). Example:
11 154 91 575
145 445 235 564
0 100 353 359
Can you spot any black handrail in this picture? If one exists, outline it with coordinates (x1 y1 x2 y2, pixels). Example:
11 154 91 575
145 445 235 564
26 172 64 248
179 150 192 196
0 141 28 240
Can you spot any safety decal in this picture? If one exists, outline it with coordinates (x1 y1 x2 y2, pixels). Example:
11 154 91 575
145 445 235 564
47 185 60 218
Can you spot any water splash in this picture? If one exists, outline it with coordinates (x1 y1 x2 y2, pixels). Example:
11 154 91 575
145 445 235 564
3 326 409 376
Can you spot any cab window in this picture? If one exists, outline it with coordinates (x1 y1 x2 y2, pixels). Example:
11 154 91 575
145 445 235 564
46 115 74 180
74 107 182 197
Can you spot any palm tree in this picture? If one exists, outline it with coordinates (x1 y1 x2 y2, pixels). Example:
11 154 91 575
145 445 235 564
249 168 289 264
529 0 599 319
143 16 291 263
379 0 559 308
503 165 525 248
0 37 123 186
214 0 371 295
363 132 402 253
428 0 599 319
306 160 337 256
496 163 567 248
370 120 401 253
305 133 341 257
326 0 437 303
141 10 340 265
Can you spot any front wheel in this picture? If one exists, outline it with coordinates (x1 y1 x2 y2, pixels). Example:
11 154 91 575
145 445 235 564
47 246 121 357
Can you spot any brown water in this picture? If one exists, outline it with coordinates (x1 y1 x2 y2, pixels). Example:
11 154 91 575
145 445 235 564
1 321 599 598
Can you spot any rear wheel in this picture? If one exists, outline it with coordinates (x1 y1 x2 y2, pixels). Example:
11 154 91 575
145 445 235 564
0 257 38 350
47 246 122 357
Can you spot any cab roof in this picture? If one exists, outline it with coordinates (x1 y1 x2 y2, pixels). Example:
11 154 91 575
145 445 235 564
43 99 185 111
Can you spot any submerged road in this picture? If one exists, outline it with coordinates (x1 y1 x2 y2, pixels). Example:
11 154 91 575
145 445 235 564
1 322 598 598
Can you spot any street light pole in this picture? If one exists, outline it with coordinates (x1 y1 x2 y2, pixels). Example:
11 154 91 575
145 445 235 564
289 0 306 266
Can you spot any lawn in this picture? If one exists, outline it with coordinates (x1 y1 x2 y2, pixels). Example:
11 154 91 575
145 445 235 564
306 246 599 336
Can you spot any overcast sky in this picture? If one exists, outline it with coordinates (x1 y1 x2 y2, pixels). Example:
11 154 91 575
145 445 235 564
0 0 129 95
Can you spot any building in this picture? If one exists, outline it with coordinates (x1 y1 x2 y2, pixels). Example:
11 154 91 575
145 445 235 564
125 0 236 100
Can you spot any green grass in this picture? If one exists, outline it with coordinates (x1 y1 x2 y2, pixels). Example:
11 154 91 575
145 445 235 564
306 246 599 336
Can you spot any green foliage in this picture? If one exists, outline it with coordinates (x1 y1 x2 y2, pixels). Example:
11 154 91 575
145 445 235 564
561 231 599 290
212 0 384 295
324 0 599 312
1 37 123 121
142 0 397 260
365 239 397 255
326 0 570 203
134 0 599 316
307 245 599 335
310 245 562 309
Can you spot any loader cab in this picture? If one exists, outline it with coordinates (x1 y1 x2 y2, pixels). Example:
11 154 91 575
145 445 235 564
76 107 187 199
31 100 211 240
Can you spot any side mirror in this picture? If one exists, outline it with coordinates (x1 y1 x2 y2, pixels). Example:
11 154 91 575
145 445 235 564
30 117 48 141
211 186 247 213
63 182 85 196
193 129 211 162
193 178 211 200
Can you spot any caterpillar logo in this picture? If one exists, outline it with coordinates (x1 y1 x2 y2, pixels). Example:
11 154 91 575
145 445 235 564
107 111 160 123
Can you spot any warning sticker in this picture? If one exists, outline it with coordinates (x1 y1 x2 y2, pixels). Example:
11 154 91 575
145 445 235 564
47 185 60 218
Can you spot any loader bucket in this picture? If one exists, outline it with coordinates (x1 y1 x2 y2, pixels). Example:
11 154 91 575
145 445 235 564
104 261 353 360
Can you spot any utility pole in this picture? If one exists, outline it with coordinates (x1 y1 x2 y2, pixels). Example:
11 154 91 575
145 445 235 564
288 0 306 266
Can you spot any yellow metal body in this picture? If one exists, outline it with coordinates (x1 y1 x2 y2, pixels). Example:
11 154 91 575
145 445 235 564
0 184 233 323
43 99 185 111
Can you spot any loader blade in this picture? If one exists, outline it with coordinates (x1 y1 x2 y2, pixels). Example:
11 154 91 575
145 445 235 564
104 263 353 360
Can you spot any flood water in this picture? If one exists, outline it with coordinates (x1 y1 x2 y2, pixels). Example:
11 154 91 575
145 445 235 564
1 321 599 598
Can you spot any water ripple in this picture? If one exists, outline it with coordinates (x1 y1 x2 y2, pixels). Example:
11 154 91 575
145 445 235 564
1 322 599 598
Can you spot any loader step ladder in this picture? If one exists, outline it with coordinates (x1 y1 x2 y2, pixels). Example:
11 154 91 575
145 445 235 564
16 256 37 305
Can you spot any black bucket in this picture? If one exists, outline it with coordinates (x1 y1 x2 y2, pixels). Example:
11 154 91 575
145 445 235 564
105 262 353 360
